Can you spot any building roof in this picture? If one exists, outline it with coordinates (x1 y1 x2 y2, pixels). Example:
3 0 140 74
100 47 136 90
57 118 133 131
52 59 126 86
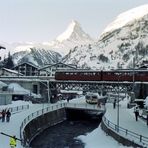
0 81 7 89
2 68 24 75
39 62 77 71
13 62 40 70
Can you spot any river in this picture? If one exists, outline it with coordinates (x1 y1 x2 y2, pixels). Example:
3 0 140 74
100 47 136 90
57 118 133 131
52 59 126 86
30 110 103 148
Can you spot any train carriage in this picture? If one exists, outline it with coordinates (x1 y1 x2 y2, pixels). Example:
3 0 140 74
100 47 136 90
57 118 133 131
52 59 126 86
55 69 148 82
102 70 133 81
55 70 102 81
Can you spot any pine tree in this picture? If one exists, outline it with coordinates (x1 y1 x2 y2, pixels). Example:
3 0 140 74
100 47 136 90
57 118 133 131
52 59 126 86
4 52 14 69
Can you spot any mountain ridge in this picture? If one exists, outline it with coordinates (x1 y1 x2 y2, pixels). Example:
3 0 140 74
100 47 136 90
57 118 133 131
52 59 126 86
63 5 148 70
1 5 148 69
0 20 93 67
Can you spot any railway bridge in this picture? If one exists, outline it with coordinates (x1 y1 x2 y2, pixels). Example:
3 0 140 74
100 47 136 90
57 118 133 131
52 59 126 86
0 75 147 103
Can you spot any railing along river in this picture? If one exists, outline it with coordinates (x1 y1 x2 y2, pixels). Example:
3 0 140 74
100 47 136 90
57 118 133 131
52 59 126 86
103 116 148 148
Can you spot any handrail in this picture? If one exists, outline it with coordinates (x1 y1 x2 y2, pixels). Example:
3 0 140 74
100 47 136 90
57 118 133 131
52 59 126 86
103 116 148 147
10 105 29 113
0 104 29 113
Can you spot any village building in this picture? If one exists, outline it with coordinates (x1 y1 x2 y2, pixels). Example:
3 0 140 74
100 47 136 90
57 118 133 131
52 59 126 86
13 62 39 76
38 62 77 77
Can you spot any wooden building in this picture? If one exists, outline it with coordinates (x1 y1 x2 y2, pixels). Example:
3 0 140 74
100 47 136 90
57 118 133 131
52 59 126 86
38 62 77 77
13 62 39 76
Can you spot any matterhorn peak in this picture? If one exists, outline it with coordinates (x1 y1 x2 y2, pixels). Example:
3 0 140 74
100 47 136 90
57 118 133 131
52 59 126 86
56 20 93 43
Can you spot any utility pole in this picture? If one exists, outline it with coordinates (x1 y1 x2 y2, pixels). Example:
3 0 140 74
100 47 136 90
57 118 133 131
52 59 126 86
117 74 120 132
132 57 135 93
47 80 50 103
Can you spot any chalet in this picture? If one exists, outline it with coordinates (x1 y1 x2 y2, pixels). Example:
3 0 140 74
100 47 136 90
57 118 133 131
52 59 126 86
13 62 40 76
39 62 77 77
0 68 23 76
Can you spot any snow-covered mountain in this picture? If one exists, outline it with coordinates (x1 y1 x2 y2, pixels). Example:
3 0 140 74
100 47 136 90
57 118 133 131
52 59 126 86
101 4 148 35
43 20 93 56
0 42 62 67
0 20 93 66
12 47 62 66
63 5 148 70
1 5 148 69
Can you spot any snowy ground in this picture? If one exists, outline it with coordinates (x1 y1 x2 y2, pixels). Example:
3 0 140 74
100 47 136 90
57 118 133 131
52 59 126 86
70 97 134 148
0 96 148 148
0 101 50 148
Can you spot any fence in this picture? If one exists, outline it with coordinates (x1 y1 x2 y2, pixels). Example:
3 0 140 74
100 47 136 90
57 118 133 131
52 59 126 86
0 104 29 113
103 116 148 148
9 105 29 113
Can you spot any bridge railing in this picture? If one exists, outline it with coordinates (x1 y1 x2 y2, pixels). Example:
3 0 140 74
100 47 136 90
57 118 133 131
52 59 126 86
65 103 106 111
103 116 148 147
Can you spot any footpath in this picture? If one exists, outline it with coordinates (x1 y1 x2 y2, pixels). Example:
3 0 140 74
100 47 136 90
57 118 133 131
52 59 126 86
0 103 49 148
104 98 148 147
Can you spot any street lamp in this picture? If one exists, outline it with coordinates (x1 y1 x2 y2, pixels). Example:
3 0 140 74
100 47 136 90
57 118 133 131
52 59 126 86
117 73 121 132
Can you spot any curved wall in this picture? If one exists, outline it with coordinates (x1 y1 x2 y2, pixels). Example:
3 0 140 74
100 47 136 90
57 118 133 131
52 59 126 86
23 108 66 146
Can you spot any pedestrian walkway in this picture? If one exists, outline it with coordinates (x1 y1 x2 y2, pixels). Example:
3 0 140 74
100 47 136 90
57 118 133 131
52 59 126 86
0 103 49 148
104 98 148 147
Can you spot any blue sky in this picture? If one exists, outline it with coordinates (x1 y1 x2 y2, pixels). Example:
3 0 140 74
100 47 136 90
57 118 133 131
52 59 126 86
0 0 148 42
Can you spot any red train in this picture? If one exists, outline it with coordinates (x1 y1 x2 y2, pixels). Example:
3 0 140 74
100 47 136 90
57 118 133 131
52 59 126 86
55 69 148 82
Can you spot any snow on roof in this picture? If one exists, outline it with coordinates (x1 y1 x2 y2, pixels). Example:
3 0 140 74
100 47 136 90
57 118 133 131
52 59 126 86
0 81 7 89
60 90 83 95
2 68 23 75
39 62 77 71
8 83 29 93
13 62 40 69
8 83 41 98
